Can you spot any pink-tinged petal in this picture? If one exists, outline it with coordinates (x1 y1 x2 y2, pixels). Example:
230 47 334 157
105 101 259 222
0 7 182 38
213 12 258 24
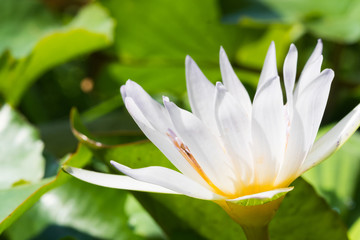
121 80 170 133
220 47 252 116
185 56 219 135
294 69 334 151
64 166 178 194
214 82 254 184
164 100 238 195
294 39 323 98
252 76 286 185
124 97 211 188
111 161 224 200
257 42 278 90
299 103 360 174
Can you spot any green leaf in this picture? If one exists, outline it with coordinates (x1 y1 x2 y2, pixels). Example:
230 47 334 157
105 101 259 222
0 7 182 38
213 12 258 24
303 128 360 221
5 176 163 240
220 0 360 43
0 2 115 105
349 217 360 240
0 104 45 189
70 107 145 148
98 0 265 99
0 144 92 234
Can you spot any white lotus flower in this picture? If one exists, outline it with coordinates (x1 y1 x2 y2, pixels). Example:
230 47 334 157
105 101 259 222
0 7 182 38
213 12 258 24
65 40 360 234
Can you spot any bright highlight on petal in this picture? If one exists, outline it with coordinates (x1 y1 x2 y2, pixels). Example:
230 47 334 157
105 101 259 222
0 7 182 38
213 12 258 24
64 40 360 235
63 166 178 194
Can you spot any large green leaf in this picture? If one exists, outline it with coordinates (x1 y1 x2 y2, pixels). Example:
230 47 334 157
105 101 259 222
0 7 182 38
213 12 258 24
0 104 45 189
303 127 360 206
0 1 115 105
98 0 299 100
5 176 163 240
0 144 92 234
220 0 360 43
303 128 360 222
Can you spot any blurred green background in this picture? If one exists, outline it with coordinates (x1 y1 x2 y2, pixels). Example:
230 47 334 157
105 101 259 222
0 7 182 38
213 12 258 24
0 0 360 239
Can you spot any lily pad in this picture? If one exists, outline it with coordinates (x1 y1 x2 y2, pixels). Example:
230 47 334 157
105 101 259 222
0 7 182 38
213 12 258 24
0 144 92 234
0 104 44 189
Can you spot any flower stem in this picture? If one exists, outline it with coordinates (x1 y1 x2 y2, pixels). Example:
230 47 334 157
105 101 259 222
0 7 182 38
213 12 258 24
242 225 270 240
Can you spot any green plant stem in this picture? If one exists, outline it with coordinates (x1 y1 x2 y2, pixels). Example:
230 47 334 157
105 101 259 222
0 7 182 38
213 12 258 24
242 225 270 240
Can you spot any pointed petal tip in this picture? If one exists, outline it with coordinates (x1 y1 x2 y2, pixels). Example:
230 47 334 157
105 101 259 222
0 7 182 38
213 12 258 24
215 81 224 88
185 55 193 64
162 95 170 103
322 68 335 79
62 165 73 174
289 43 297 52
219 46 226 55
111 161 130 173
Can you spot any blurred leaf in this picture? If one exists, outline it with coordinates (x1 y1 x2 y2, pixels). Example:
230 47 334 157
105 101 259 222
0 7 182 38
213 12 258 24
220 0 360 43
350 217 360 240
235 23 304 69
0 0 59 58
98 0 263 99
303 128 360 222
0 2 115 106
70 107 145 148
5 176 164 240
0 144 92 234
0 104 45 189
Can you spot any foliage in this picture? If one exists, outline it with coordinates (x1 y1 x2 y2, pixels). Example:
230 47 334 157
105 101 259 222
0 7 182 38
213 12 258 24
0 0 359 239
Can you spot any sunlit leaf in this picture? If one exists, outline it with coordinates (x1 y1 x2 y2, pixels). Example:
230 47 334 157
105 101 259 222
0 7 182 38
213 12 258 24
303 128 360 222
220 0 360 43
0 104 44 189
0 2 115 105
0 144 92 234
98 0 261 99
5 176 164 240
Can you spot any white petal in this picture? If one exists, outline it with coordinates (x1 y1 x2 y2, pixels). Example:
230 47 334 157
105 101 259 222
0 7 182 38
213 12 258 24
121 80 170 133
164 100 238 195
294 69 334 150
275 109 307 185
299 103 360 174
185 56 218 135
227 187 293 202
294 39 323 98
111 161 223 200
124 97 211 188
214 82 253 183
283 44 298 118
220 47 252 115
252 76 286 184
257 42 278 90
64 166 178 194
